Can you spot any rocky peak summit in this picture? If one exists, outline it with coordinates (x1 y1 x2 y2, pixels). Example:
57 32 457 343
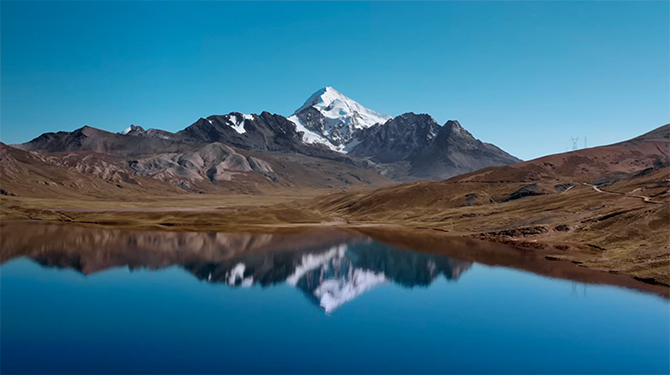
120 124 179 141
120 125 145 135
288 87 392 148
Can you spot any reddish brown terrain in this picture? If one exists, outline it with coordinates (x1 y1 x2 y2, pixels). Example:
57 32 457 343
0 139 392 199
314 125 669 285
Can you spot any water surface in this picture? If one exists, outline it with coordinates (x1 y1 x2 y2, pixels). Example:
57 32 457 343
1 222 668 374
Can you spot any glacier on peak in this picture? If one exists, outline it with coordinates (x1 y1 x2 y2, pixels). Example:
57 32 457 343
292 86 392 149
295 87 391 125
202 113 252 135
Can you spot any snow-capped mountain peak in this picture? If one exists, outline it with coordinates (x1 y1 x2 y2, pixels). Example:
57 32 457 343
295 87 389 123
291 87 392 149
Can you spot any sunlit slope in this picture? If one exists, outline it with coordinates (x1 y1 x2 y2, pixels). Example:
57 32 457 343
313 124 669 285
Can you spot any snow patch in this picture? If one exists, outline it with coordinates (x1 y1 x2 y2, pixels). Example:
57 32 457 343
226 114 247 134
121 126 132 135
427 126 437 140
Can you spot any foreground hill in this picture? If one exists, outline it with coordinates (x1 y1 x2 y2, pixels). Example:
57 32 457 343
1 139 391 198
317 124 669 214
0 141 186 199
312 124 669 285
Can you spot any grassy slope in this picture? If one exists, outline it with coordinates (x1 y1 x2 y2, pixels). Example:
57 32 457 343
313 165 669 285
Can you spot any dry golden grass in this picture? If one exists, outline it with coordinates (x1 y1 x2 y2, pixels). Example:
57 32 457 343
311 168 670 286
2 193 313 210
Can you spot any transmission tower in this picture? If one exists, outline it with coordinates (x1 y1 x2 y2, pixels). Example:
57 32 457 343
584 136 587 149
571 137 579 151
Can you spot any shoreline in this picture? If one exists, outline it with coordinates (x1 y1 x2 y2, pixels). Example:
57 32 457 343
1 216 667 299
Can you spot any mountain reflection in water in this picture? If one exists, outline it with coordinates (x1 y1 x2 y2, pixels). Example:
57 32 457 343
2 221 669 375
0 222 470 313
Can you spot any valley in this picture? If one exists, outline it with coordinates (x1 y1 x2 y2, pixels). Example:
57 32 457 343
1 87 668 292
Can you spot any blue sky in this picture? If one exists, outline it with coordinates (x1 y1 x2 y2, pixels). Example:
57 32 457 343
1 1 667 160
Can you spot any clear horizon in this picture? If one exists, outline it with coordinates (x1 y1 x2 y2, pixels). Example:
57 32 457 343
1 1 668 160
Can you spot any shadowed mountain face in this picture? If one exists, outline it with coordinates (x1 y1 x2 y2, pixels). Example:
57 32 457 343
17 126 196 158
0 222 471 313
349 113 521 180
177 111 352 160
348 113 441 164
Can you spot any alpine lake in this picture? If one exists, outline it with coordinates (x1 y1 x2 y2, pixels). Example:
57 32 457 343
1 221 668 374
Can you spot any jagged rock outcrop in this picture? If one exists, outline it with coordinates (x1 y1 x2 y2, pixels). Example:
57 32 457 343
349 113 521 180
18 126 195 157
120 125 180 141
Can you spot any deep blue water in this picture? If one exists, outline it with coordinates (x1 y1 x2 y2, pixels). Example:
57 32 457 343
1 224 668 374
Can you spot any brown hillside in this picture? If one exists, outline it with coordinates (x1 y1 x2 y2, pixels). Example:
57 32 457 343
1 141 392 199
312 125 670 285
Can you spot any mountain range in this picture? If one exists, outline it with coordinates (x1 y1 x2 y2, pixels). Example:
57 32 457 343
3 87 520 196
